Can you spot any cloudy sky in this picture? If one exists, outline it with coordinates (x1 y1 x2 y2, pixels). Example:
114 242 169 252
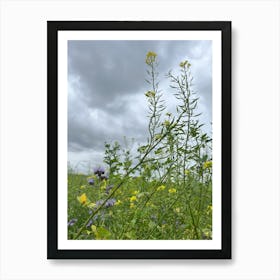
68 40 212 173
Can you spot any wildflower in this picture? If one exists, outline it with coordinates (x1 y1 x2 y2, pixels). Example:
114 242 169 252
132 190 140 195
94 166 105 177
168 188 177 194
184 170 190 176
179 60 191 68
105 198 116 207
179 60 188 68
175 208 180 213
87 178 94 185
115 199 122 206
86 219 93 228
157 185 166 191
68 218 77 227
145 90 156 98
95 199 104 207
203 161 212 169
130 196 137 202
95 198 116 208
145 51 157 65
77 193 87 205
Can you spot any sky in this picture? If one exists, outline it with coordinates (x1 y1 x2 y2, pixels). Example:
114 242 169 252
68 40 212 173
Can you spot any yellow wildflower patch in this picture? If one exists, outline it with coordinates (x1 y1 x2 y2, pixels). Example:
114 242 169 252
77 193 87 205
130 196 137 202
145 51 157 64
168 188 177 194
157 185 166 191
203 161 212 169
115 200 122 206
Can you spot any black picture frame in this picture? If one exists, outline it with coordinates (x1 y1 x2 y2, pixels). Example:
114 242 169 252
47 21 231 259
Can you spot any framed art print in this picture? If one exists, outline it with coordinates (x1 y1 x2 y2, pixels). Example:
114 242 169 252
47 21 231 259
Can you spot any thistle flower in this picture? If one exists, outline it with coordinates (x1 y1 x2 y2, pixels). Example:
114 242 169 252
94 166 105 177
87 178 94 185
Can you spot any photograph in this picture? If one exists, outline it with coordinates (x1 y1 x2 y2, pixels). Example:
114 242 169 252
48 21 231 258
67 40 213 241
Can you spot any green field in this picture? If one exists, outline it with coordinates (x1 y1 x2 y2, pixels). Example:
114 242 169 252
68 164 212 240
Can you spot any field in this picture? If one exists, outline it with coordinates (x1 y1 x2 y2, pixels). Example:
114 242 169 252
68 165 212 240
67 52 212 240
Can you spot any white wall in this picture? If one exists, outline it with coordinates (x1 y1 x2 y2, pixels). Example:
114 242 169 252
0 0 279 279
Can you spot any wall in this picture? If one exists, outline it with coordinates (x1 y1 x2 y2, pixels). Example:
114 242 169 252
0 0 279 279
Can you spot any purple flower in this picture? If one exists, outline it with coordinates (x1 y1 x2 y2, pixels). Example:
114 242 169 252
105 198 116 207
86 219 93 228
95 198 116 208
68 218 77 227
94 166 105 177
88 178 94 185
95 199 104 207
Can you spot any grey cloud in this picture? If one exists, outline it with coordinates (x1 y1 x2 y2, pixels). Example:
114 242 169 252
68 40 212 166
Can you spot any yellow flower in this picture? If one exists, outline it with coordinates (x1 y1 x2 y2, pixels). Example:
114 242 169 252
168 188 177 194
145 90 156 98
179 60 191 68
145 51 157 64
184 170 190 176
175 207 180 213
80 185 86 189
130 196 137 202
132 190 140 195
157 185 166 191
115 200 122 206
77 193 87 205
203 161 212 169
